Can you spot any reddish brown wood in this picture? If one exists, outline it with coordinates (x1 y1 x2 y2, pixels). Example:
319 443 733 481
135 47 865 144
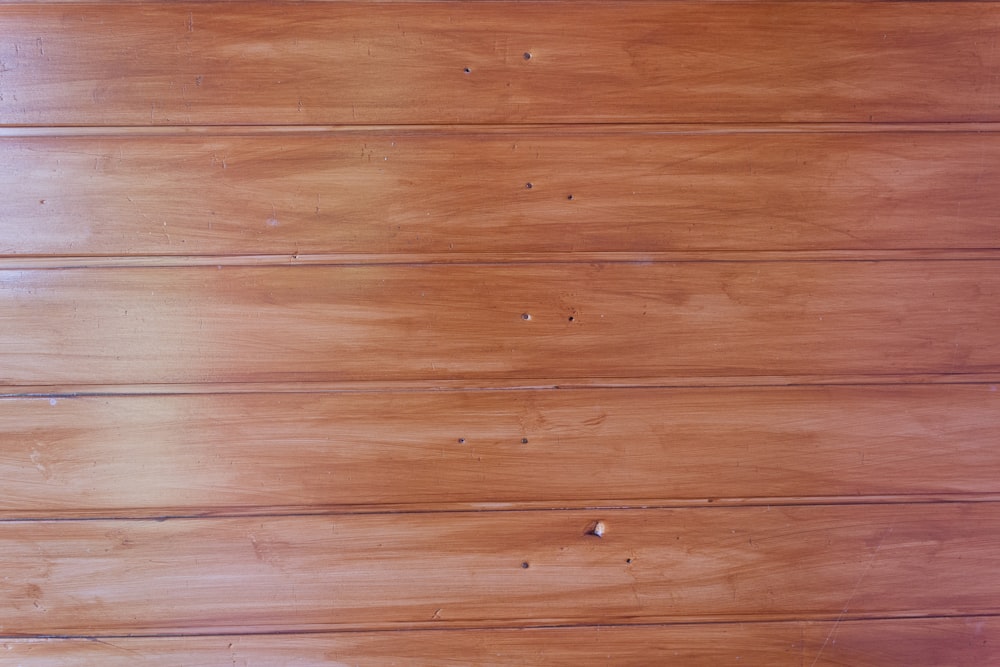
4 617 998 666
2 504 997 635
1 262 997 385
0 0 996 657
0 385 997 517
2 3 999 125
2 131 997 256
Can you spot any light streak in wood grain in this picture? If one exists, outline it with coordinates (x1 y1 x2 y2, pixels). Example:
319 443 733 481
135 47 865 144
810 527 895 667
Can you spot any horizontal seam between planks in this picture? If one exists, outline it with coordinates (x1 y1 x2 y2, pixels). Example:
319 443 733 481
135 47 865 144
5 122 1000 138
3 376 999 397
3 612 999 641
5 0 1000 5
2 497 998 523
2 252 1000 269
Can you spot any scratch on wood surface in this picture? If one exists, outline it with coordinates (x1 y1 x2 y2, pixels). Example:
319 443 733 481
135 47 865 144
810 526 894 667
85 637 142 657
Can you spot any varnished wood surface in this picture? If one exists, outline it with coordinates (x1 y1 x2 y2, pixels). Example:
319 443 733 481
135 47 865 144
1 262 996 385
5 617 998 666
1 385 997 517
2 2 1000 125
2 0 998 659
3 130 998 256
2 504 997 635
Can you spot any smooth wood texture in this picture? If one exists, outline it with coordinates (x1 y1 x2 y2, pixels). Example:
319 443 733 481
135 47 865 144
3 504 998 635
2 0 998 659
3 131 999 256
1 262 997 385
2 3 1000 125
5 617 998 666
1 385 998 517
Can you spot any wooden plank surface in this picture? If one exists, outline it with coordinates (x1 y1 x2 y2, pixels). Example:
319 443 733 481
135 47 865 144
5 617 998 666
2 504 997 635
1 262 997 385
1 385 997 517
2 2 1000 125
2 0 997 657
3 130 998 256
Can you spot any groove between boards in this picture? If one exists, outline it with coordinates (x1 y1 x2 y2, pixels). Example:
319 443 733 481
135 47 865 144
4 612 999 641
3 375 999 397
2 250 1000 269
1 611 997 640
0 122 1000 138
3 122 1000 137
3 496 999 523
5 0 1000 6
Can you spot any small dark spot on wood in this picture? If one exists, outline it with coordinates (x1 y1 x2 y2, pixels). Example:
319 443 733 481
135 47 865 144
521 313 531 320
521 437 529 444
463 67 471 74
525 182 533 189
626 558 633 564
568 316 575 322
458 438 466 444
567 194 574 200
523 52 532 60
521 561 530 569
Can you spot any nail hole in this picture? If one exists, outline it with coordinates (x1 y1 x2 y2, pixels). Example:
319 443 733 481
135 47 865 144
521 437 529 444
567 194 574 200
521 561 530 569
626 558 633 564
568 316 575 322
458 438 466 444
463 67 471 74
523 52 532 60
521 313 531 321
525 182 533 189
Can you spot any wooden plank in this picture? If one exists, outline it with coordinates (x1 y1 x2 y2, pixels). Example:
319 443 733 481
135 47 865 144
4 617 998 666
0 262 997 385
1 385 998 517
2 131 998 256
2 504 997 634
2 2 999 125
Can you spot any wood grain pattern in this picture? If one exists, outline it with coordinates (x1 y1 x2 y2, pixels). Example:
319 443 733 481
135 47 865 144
2 0 997 657
1 385 997 517
2 2 1000 125
3 131 998 257
4 617 998 666
3 504 998 635
1 262 997 385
